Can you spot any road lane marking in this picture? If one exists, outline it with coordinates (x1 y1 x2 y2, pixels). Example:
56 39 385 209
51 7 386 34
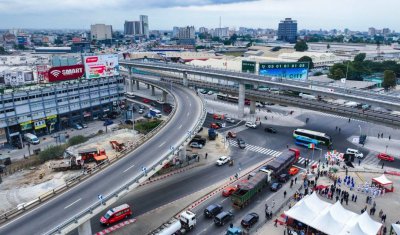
123 164 135 173
178 124 183 129
64 198 81 209
159 141 166 147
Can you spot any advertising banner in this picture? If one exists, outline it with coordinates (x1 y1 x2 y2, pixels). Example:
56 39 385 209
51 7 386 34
259 62 309 80
20 120 33 131
83 54 119 79
36 65 49 82
48 64 85 82
242 61 256 74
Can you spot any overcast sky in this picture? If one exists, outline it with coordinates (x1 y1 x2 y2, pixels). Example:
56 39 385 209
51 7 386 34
0 0 398 31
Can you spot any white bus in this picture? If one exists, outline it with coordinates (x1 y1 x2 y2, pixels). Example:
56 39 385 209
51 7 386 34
293 128 332 146
125 92 135 99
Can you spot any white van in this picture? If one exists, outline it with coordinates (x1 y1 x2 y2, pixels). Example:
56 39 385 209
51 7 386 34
23 133 40 145
150 109 162 118
346 148 364 158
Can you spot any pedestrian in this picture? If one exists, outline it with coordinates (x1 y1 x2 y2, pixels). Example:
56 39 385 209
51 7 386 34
336 195 339 201
379 209 383 218
354 195 357 202
265 203 268 210
382 162 384 169
389 135 391 140
370 208 373 215
274 219 279 227
378 133 380 139
265 208 268 219
272 199 275 208
205 152 208 159
358 159 361 166
339 128 341 132
269 211 273 220
295 177 297 184
290 179 294 188
341 197 344 204
284 190 287 198
345 197 348 205
381 133 384 138
373 201 376 208
336 126 338 130
348 118 351 122
383 226 387 235
366 196 369 204
351 194 354 202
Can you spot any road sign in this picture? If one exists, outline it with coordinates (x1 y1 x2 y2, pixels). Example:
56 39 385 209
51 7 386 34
170 146 175 151
98 194 103 200
141 166 147 172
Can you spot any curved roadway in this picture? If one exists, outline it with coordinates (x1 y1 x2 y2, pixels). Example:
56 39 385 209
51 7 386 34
0 83 203 235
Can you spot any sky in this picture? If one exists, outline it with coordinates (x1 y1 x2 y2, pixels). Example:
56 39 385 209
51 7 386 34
0 0 398 31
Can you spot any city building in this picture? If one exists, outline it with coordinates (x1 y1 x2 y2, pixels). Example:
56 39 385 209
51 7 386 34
199 27 208 34
212 27 229 38
368 27 376 36
172 27 180 38
0 76 124 146
277 18 298 43
90 24 113 41
124 21 142 36
177 26 196 45
140 15 149 38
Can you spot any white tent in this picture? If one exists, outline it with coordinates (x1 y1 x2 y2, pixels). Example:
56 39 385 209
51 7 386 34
339 211 382 235
372 174 392 185
392 224 400 235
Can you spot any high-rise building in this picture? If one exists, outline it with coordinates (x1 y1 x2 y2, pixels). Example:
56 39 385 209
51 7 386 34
90 24 112 40
140 15 149 38
177 26 195 45
124 21 134 35
199 27 208 34
277 18 297 43
382 28 390 36
172 27 180 38
368 27 376 36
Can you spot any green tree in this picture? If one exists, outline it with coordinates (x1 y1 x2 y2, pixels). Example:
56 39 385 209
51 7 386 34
382 70 397 89
0 46 7 54
294 40 308 52
332 68 345 80
38 145 66 162
354 53 366 63
230 33 238 43
297 56 314 69
329 63 347 80
212 36 221 42
54 37 63 45
67 135 88 146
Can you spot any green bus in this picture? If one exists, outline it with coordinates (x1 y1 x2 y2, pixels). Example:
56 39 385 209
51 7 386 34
293 128 332 146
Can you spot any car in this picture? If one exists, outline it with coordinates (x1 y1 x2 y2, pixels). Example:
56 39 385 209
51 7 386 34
100 204 132 226
156 99 165 104
270 182 282 192
288 167 299 176
204 204 223 218
210 123 220 129
346 148 364 159
264 127 277 133
213 114 224 120
138 109 144 114
245 122 257 129
377 153 395 162
216 156 231 166
214 211 234 226
103 120 113 126
255 102 264 107
247 172 257 180
278 174 290 183
241 212 259 228
142 98 150 103
190 142 203 149
139 104 145 109
125 120 133 125
79 123 88 128
207 91 214 95
72 123 83 130
150 102 157 107
227 131 237 138
216 122 225 128
359 134 367 145
265 102 275 106
237 138 246 149
190 136 206 145
222 186 238 197
226 117 235 123
200 90 208 94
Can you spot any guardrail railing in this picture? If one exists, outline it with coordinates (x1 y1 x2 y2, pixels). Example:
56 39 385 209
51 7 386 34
0 81 175 225
41 78 207 234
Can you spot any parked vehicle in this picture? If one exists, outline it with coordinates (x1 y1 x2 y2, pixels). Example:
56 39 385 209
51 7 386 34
278 173 290 183
226 117 235 123
79 123 88 128
241 212 259 228
139 104 145 109
142 98 150 103
377 153 395 162
231 171 271 208
100 204 132 226
210 123 220 129
222 186 238 197
23 133 40 145
264 127 277 133
245 122 257 128
190 142 203 149
216 122 225 128
213 114 224 120
204 204 223 218
208 128 218 140
214 211 234 226
288 167 299 176
72 123 83 130
227 131 237 138
346 148 364 159
226 226 243 235
270 182 282 192
190 135 206 145
237 138 246 149
138 109 144 114
103 120 114 126
217 156 231 166
260 148 300 178
158 211 197 234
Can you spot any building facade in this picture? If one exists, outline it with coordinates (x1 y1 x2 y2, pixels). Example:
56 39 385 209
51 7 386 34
277 18 297 43
0 76 124 146
124 21 142 36
140 15 149 38
90 24 113 41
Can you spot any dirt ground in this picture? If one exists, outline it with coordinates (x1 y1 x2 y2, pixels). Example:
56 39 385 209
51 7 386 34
0 129 141 213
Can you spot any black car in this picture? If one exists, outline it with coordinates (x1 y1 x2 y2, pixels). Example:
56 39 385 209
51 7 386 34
204 204 223 218
264 127 277 133
125 120 133 125
278 174 290 183
214 211 234 226
270 182 282 192
216 122 223 128
241 212 259 228
237 138 246 149
139 104 145 109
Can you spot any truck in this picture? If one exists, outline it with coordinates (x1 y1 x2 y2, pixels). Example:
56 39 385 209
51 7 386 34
231 171 271 208
50 148 108 171
154 210 196 235
261 148 300 178
208 128 218 140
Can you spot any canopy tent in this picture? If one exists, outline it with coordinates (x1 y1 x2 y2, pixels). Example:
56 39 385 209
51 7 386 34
372 174 394 192
392 224 400 235
338 211 382 235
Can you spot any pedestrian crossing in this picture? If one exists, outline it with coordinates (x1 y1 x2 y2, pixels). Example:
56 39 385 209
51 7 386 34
227 139 282 157
296 157 318 167
361 152 381 166
316 112 367 123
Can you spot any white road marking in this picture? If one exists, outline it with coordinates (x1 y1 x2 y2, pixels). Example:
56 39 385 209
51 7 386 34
64 198 81 209
178 124 183 129
123 164 136 173
159 141 166 147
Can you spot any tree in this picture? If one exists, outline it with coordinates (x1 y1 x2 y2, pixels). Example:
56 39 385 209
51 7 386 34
294 40 308 52
0 46 6 55
329 63 347 80
297 56 314 69
354 53 366 63
211 36 221 42
229 33 238 43
382 70 397 90
332 68 345 80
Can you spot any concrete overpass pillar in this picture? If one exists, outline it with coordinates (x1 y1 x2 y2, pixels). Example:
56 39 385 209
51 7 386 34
250 99 256 114
151 85 155 96
77 220 92 235
183 72 188 87
130 79 134 92
163 91 168 102
147 84 150 89
238 83 245 118
136 80 140 90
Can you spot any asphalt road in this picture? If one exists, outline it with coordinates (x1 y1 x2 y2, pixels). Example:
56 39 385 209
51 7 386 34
0 84 203 235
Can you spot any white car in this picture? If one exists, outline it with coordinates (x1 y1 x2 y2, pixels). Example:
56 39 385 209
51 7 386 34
226 117 235 124
190 142 203 149
245 121 257 129
138 109 144 114
216 156 231 166
346 148 364 158
256 102 264 107
207 91 214 95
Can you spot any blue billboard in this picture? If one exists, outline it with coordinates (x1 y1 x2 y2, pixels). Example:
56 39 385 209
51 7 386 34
259 62 309 80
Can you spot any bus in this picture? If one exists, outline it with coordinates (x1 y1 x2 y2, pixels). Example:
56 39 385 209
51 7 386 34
295 136 319 148
293 129 332 146
216 94 250 105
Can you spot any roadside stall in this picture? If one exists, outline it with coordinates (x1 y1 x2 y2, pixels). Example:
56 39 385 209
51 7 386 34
372 174 394 193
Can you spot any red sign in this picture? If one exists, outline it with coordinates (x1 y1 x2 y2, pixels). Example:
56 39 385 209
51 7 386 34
48 64 85 82
85 57 98 63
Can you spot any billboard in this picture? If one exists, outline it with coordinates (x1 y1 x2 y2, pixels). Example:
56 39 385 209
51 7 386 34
259 62 309 80
36 65 49 82
48 64 85 82
83 54 119 79
242 61 256 74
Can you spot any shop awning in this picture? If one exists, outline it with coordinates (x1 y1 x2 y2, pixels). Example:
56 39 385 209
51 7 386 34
372 174 392 186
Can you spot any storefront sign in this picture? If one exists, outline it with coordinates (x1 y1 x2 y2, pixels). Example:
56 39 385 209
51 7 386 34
20 120 33 131
48 64 85 82
34 119 46 130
